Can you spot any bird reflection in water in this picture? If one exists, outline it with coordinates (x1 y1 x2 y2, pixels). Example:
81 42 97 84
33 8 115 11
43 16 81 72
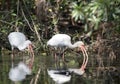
8 32 35 82
9 62 31 82
47 69 71 84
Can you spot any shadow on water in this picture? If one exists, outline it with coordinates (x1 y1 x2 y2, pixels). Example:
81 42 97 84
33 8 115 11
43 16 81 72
0 49 120 84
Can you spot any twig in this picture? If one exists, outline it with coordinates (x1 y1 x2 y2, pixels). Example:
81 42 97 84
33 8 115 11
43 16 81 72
21 8 34 31
34 66 41 84
30 77 34 84
0 20 17 28
21 0 41 42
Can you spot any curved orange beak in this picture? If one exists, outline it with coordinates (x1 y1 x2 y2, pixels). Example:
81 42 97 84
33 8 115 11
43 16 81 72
79 45 88 70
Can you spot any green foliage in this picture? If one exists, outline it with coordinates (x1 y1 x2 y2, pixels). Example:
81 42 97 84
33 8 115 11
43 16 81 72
71 2 85 21
70 0 120 31
0 0 120 49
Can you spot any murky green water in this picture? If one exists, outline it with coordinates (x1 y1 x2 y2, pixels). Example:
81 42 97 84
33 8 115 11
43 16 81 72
0 49 119 84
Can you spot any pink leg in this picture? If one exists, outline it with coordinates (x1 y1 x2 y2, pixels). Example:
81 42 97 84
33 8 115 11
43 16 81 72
54 52 58 68
55 53 57 63
11 47 14 67
62 52 65 62
28 44 35 69
62 52 66 68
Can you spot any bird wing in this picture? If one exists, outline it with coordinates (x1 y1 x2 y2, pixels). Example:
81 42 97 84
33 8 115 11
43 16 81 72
8 32 26 47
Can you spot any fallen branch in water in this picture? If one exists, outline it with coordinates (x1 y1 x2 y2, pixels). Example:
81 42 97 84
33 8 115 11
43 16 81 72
34 66 41 84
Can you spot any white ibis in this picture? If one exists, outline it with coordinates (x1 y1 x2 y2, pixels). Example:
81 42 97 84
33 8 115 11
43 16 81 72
8 32 34 68
9 62 31 82
47 69 71 84
47 34 88 75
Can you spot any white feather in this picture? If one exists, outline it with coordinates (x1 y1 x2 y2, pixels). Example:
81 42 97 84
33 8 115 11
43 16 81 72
9 67 26 81
47 69 71 84
8 32 32 51
47 34 84 49
9 62 31 82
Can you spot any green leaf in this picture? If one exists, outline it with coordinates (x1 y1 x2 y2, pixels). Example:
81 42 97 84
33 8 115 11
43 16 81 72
11 13 17 16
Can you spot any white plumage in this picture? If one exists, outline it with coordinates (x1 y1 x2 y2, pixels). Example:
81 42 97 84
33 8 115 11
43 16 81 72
47 69 71 84
47 34 84 49
47 34 89 75
9 67 26 81
8 32 32 51
47 34 85 63
9 62 31 82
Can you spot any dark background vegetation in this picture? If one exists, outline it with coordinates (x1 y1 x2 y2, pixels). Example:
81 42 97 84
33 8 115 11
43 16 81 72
0 0 120 83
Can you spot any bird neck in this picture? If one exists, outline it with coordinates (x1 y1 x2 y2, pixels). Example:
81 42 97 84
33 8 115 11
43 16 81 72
68 41 80 49
18 40 31 51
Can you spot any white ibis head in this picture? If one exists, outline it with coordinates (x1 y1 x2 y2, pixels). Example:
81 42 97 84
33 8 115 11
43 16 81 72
26 40 35 69
18 40 34 68
79 42 88 73
17 40 32 51
74 41 88 73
